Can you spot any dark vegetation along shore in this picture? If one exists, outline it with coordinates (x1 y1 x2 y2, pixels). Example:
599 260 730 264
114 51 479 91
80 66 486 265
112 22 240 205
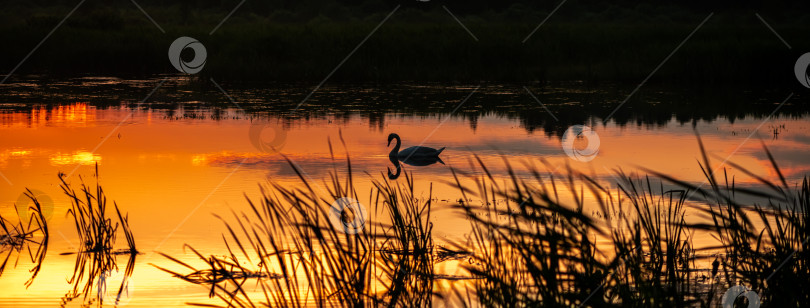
146 136 808 307
1 133 808 306
1 0 809 86
0 80 806 139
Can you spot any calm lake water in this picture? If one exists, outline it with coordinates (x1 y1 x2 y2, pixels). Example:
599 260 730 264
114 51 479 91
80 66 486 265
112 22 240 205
0 77 807 307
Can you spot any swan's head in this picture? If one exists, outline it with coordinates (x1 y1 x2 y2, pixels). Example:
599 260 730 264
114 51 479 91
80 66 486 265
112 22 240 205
387 133 399 146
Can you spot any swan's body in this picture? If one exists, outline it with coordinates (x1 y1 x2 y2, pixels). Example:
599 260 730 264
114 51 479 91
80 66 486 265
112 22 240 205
387 133 445 170
396 146 445 160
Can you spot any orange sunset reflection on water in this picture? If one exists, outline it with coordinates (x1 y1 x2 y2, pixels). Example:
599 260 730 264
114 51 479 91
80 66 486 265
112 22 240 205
0 101 808 307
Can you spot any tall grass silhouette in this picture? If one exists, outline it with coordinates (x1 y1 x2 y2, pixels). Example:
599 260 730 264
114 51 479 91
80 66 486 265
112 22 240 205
0 189 50 287
58 165 138 306
643 136 810 307
156 134 808 307
59 165 137 254
154 136 453 307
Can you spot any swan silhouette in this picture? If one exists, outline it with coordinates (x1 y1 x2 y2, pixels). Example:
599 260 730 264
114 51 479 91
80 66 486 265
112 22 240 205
387 133 445 167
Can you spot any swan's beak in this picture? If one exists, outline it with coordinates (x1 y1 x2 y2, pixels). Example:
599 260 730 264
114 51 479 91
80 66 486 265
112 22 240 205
387 138 392 146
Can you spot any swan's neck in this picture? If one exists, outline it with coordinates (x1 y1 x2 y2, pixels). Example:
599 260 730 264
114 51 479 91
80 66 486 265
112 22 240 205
389 136 401 157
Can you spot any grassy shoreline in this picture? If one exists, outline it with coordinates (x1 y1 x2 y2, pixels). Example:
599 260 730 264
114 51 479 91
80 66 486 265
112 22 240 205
1 133 807 306
146 136 809 307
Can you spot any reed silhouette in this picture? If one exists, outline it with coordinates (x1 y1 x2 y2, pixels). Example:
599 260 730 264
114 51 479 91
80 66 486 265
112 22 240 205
448 134 809 307
61 250 136 307
57 164 139 307
155 135 468 307
0 189 49 287
58 165 137 255
154 134 809 307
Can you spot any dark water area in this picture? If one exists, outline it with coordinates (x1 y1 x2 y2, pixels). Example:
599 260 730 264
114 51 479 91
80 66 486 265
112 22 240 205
0 77 808 307
1 77 805 138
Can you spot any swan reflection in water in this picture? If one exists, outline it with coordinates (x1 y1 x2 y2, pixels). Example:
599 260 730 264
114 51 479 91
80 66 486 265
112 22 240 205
387 133 445 179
